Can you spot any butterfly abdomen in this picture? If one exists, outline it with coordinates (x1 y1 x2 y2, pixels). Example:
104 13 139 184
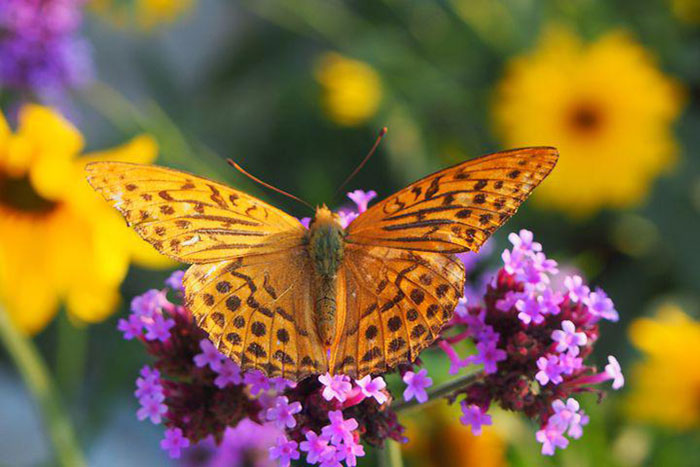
307 206 346 347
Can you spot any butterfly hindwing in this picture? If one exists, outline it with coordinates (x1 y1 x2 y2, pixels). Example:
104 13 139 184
86 162 306 263
346 147 558 253
330 244 465 377
184 247 328 380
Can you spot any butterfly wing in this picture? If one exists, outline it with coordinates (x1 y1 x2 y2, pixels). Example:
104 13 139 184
330 147 558 377
85 162 306 262
330 244 464 377
346 147 558 253
184 248 328 380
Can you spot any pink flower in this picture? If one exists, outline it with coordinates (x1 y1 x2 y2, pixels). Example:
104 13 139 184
193 339 224 371
160 427 190 458
347 190 377 213
299 431 334 464
165 270 185 292
508 229 542 253
536 355 564 386
243 369 271 395
536 424 569 455
117 315 143 340
266 396 303 429
402 369 432 403
605 355 624 390
585 289 619 322
318 373 352 402
214 360 242 388
137 396 167 424
564 275 590 303
269 435 300 467
143 313 175 342
459 402 492 435
355 375 388 404
321 410 358 445
336 437 365 466
473 340 507 374
551 320 587 355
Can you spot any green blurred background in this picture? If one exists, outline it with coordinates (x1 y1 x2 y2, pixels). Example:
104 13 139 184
0 0 698 465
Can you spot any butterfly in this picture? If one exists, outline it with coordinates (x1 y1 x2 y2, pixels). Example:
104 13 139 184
86 146 557 381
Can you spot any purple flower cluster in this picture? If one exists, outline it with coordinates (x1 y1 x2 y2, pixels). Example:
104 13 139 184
119 192 624 462
440 229 624 455
0 0 93 97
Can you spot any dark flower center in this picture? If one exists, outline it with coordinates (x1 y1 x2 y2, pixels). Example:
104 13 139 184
0 173 57 214
569 103 603 134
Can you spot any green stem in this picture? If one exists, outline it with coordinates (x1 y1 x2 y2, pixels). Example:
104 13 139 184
55 311 88 400
392 371 482 413
0 307 86 466
379 439 405 467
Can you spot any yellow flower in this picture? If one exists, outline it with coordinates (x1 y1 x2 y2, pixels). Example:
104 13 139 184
91 0 194 29
401 402 506 467
314 52 382 126
624 304 700 430
0 105 172 334
493 27 684 217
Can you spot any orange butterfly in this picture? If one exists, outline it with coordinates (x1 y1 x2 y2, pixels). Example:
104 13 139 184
86 146 557 381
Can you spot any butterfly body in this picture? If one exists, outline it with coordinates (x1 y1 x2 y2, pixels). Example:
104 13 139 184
85 146 558 381
307 205 345 346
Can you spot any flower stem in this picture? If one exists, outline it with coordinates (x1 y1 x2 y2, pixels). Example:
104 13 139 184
392 371 482 413
56 311 87 400
378 440 405 467
0 306 86 467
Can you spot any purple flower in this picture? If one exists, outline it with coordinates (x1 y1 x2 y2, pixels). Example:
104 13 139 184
321 410 358 445
143 313 175 342
214 360 243 388
117 315 143 340
585 289 619 322
193 339 224 371
134 366 163 400
549 398 581 431
355 375 388 404
536 424 569 455
269 435 300 467
473 340 507 374
270 376 297 392
137 395 167 424
160 427 190 459
347 190 377 213
516 296 546 325
130 289 167 318
318 373 352 402
402 369 432 403
459 402 492 435
165 270 185 291
558 351 583 375
243 369 271 395
509 229 542 254
536 355 564 386
551 320 587 355
300 431 334 464
336 438 365 466
605 356 624 390
501 248 526 275
564 275 590 303
266 396 303 429
438 340 473 375
338 210 359 228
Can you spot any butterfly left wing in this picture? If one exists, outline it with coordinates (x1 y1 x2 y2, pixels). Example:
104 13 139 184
330 244 464 377
346 147 558 253
184 247 329 380
86 162 306 263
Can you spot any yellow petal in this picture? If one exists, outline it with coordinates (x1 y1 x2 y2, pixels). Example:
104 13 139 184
18 105 84 160
29 150 75 201
81 134 158 165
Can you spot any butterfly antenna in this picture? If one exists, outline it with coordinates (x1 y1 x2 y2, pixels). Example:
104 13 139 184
334 127 387 198
227 159 314 211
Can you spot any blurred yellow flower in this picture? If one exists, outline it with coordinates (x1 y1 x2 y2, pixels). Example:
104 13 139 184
671 0 700 24
401 403 505 467
0 105 172 334
91 0 194 29
493 27 684 217
314 52 382 126
624 305 700 430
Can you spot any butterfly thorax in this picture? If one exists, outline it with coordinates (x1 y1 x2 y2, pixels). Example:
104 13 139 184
307 205 345 347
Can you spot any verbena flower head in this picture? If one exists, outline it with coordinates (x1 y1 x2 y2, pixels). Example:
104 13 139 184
0 0 93 98
121 194 622 462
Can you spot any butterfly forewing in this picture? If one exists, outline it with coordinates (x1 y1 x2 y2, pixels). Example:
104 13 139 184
346 147 558 253
184 248 328 380
85 162 306 262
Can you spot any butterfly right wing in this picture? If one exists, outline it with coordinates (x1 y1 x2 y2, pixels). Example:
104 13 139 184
86 162 306 263
184 247 328 381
